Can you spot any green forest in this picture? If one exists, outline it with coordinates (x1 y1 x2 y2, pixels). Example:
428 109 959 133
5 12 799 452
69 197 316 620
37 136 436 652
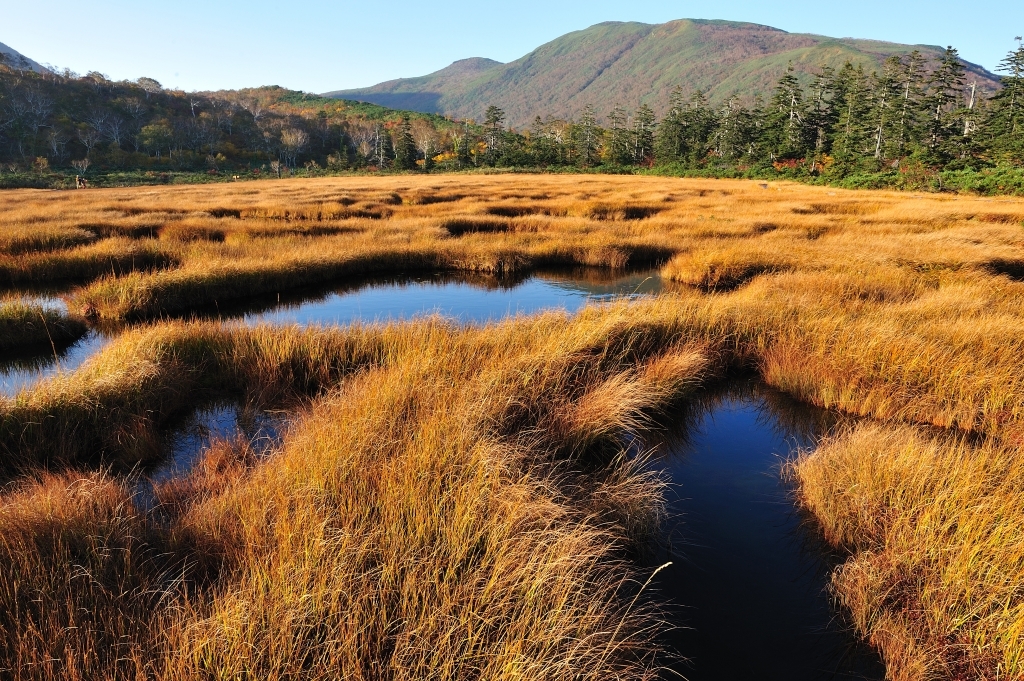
1 43 1022 193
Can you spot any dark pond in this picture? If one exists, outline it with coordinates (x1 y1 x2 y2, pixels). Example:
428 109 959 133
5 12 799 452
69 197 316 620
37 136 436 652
4 270 886 679
652 380 883 680
0 268 662 397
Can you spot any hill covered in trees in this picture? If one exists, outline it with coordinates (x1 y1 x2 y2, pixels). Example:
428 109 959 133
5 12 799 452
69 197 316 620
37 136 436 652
325 19 1002 128
0 59 462 187
0 34 1020 194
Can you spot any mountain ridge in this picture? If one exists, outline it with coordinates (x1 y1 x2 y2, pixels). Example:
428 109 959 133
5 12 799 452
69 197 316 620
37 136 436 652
0 41 47 74
325 19 1001 127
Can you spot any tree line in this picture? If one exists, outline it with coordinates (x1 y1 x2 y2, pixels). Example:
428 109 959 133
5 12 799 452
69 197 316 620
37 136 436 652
475 44 1023 179
0 56 457 177
0 43 1021 185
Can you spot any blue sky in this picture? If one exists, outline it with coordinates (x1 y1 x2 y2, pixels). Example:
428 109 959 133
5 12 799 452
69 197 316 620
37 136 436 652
3 0 1022 93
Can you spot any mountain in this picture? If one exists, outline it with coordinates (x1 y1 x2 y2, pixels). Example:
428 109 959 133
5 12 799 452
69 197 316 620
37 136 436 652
325 19 1002 127
0 41 46 73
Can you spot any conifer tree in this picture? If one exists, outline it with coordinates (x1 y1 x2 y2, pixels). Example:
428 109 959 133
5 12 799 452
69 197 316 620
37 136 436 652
456 121 473 168
923 47 967 164
483 105 505 166
372 123 393 169
393 115 417 170
872 56 905 163
714 96 757 162
654 87 687 162
893 51 928 159
606 106 632 165
764 65 808 161
655 89 716 166
573 106 599 166
529 116 556 165
806 66 838 166
832 63 873 172
632 104 656 164
984 42 1024 163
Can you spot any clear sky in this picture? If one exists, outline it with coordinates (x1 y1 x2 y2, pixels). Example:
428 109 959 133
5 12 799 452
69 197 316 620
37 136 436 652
3 0 1022 93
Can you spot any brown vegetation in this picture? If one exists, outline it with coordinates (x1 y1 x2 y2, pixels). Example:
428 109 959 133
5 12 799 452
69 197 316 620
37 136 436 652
0 307 717 680
4 174 1024 679
0 299 86 352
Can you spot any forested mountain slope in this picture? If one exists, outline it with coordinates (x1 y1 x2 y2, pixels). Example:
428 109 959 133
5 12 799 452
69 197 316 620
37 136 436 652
326 19 1000 127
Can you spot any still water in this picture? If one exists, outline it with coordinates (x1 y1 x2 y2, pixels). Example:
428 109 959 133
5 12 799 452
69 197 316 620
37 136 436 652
0 268 662 396
654 381 883 680
2 270 885 678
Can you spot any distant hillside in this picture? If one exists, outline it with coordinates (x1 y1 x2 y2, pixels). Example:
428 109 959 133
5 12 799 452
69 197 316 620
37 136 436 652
325 19 1002 127
0 41 47 73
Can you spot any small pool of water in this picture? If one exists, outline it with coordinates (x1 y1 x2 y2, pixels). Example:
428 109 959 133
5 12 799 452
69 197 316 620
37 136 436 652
653 381 884 680
150 403 283 485
0 269 661 397
0 330 114 397
243 269 662 326
133 402 284 510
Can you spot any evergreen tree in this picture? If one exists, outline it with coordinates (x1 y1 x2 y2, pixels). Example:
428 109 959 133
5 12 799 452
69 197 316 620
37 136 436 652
573 106 599 166
606 106 632 164
806 66 838 167
456 121 473 168
483 105 505 165
870 56 905 164
654 87 687 162
655 89 716 166
764 65 808 161
893 51 928 160
393 115 417 170
832 63 873 172
984 42 1024 163
373 123 393 169
923 47 967 164
714 96 757 162
632 104 656 164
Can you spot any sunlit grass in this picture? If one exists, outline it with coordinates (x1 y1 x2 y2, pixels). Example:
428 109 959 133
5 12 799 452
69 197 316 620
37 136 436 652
3 174 1024 679
0 306 717 680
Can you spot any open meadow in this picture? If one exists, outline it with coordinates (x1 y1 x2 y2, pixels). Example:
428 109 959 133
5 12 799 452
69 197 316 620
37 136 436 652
3 174 1024 679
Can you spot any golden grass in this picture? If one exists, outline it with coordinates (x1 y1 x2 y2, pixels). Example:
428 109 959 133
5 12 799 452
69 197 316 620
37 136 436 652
792 426 1024 680
4 175 1024 678
0 299 86 352
0 306 717 680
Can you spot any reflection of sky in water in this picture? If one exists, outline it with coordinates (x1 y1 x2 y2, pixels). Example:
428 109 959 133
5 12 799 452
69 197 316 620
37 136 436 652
134 403 284 509
0 331 111 397
654 384 882 681
1 270 660 397
151 403 282 484
245 271 661 326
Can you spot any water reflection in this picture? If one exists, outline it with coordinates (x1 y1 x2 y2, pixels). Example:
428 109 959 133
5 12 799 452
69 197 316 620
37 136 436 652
151 402 283 484
1 268 661 397
242 268 661 326
651 379 883 680
133 402 285 510
0 330 114 397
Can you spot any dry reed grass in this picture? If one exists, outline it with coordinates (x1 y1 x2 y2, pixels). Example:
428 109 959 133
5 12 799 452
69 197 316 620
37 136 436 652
0 299 86 352
0 306 718 680
4 175 1024 678
792 426 1024 680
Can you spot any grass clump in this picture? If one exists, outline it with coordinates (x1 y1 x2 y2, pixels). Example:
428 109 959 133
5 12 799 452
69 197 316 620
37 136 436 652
0 306 719 679
792 425 1024 680
0 299 86 352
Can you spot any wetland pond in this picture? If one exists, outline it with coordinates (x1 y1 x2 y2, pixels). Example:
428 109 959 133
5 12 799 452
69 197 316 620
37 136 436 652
2 268 884 677
652 380 883 680
0 268 662 397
